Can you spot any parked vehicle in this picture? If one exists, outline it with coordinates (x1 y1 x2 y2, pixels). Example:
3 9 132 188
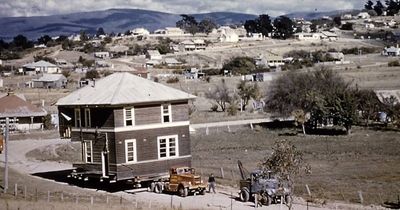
150 167 207 197
0 135 3 154
238 160 291 206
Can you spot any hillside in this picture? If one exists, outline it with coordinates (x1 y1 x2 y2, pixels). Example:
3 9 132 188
0 9 257 40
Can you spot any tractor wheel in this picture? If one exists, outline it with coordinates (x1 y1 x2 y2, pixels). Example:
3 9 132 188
239 187 250 202
266 195 272 206
199 189 206 195
154 182 163 194
178 185 188 197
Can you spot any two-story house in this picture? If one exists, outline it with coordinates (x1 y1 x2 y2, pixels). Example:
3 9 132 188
56 72 195 183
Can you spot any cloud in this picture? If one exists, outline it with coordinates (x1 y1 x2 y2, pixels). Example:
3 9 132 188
0 0 364 17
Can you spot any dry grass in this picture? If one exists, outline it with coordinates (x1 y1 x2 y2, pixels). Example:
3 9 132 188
191 126 400 205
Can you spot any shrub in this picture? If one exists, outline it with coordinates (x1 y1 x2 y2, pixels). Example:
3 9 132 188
166 77 179 83
210 104 218 112
153 77 159 83
227 103 239 116
388 60 400 67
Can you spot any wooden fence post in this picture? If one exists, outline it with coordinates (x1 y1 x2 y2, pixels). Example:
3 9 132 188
75 195 79 204
106 196 109 204
91 196 94 205
227 125 231 133
206 126 209 135
47 191 50 202
14 183 18 197
305 184 311 197
358 191 364 204
220 168 225 179
61 191 64 201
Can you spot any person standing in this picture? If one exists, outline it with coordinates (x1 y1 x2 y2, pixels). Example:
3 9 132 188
208 173 216 193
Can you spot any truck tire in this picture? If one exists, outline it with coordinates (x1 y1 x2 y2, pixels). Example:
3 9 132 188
240 187 250 202
178 185 188 197
199 189 206 195
150 182 156 192
285 195 291 204
155 182 163 194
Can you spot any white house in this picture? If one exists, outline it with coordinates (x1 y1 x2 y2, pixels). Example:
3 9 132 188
218 26 239 43
164 27 185 36
321 31 338 41
22 60 59 74
341 14 353 20
131 28 150 36
294 33 321 41
163 58 182 67
365 23 375 29
357 12 371 19
146 50 162 60
32 74 67 89
94 52 111 59
180 40 196 51
382 46 400 56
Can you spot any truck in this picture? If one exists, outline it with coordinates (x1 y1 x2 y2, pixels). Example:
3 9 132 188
149 167 207 197
237 160 291 206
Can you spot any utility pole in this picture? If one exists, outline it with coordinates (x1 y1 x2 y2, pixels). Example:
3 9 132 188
4 117 9 193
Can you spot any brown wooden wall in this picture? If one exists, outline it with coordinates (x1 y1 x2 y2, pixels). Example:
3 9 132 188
114 125 190 164
171 102 189 122
135 104 161 125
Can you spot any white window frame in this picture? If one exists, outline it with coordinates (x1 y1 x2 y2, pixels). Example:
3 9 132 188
161 104 172 123
83 140 93 163
125 139 137 163
123 107 135 127
84 108 91 128
157 135 179 159
74 108 81 127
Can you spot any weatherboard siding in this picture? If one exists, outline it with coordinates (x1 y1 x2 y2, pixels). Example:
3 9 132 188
135 104 161 125
114 125 190 163
172 102 189 122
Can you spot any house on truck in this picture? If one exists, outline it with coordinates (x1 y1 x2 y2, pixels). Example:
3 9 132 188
56 72 195 184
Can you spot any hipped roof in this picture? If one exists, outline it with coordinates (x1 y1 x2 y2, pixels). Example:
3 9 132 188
0 94 47 118
57 72 195 106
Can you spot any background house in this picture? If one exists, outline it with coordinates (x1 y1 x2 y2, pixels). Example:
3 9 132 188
22 60 59 74
32 74 67 88
146 50 162 60
94 52 111 59
0 93 47 131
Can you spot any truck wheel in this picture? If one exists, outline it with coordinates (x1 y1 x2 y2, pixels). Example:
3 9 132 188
178 186 188 197
155 182 163 194
266 195 272 206
150 182 156 192
200 189 206 195
285 195 291 204
239 187 250 202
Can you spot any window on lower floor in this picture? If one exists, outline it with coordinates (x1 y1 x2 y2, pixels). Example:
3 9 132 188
158 135 178 159
83 141 93 163
125 139 137 163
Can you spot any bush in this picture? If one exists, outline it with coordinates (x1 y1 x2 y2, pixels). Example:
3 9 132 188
227 103 239 116
388 60 400 67
210 104 219 112
222 57 256 75
61 70 71 78
166 77 179 83
153 77 159 83
85 70 100 80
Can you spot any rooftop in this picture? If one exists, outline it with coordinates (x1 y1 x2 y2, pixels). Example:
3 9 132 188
56 72 195 106
23 60 57 68
0 94 47 118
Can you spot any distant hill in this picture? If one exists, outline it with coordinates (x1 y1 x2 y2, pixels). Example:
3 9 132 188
285 9 360 20
0 9 257 40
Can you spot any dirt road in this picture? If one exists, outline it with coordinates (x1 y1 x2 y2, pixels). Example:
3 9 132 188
0 138 385 210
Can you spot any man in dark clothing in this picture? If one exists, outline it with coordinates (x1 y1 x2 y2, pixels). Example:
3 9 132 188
208 173 216 193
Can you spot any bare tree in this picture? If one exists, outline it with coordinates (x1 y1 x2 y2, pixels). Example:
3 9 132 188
292 109 308 135
205 79 232 112
237 80 261 111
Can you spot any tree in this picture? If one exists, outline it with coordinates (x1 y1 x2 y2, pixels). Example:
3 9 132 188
292 109 308 135
12 34 33 49
205 79 232 112
198 18 217 34
96 27 106 37
244 19 258 33
386 0 400 15
244 14 273 37
80 30 89 42
176 14 199 35
333 16 342 26
365 0 374 10
85 69 100 80
374 1 385 16
355 89 381 126
222 57 256 75
259 139 307 209
341 22 353 30
37 35 52 45
265 68 359 134
237 80 260 111
273 16 294 39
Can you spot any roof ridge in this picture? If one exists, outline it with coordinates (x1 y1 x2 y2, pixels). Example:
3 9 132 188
110 73 126 104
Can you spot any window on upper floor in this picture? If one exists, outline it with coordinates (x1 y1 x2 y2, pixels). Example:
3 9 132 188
74 108 81 127
84 108 91 128
124 107 135 126
158 135 178 159
161 104 171 123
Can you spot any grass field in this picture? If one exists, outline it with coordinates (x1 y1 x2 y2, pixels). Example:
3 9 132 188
191 125 400 205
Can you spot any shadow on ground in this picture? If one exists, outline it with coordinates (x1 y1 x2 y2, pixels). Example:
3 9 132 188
32 170 136 193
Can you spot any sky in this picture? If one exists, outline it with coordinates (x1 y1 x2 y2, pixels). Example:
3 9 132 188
0 0 364 17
